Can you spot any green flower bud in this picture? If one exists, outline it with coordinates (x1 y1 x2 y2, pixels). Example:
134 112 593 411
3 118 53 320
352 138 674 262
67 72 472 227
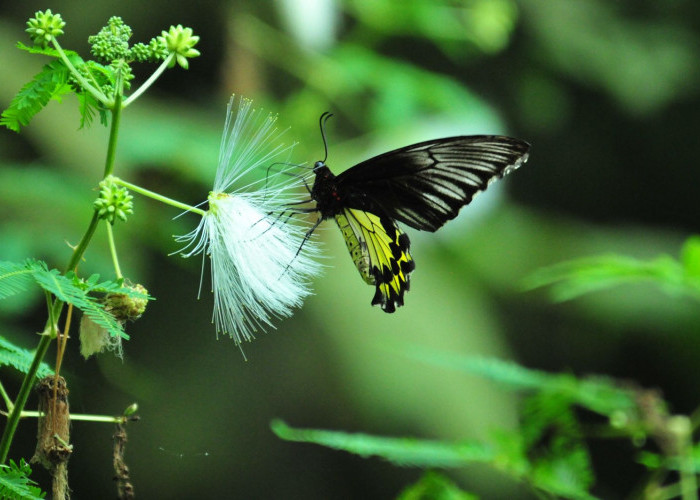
94 180 134 224
111 59 134 89
158 25 200 69
88 16 132 62
26 9 66 47
123 403 139 417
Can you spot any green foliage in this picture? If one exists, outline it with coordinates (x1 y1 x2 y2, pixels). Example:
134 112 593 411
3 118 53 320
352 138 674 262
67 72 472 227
0 337 53 378
2 13 200 132
522 236 700 302
1 259 153 341
0 261 36 300
524 0 698 115
31 265 129 340
272 419 495 468
0 57 74 132
401 350 635 417
347 0 520 54
397 472 477 500
273 351 700 498
0 44 111 132
521 393 594 498
272 410 598 499
0 459 45 499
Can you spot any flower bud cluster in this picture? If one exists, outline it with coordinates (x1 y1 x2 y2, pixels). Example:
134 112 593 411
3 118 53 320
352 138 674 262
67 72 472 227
94 180 134 224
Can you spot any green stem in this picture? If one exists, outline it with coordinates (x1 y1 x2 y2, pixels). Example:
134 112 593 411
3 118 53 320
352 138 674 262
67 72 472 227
103 92 123 178
66 212 100 274
0 331 53 463
0 381 13 411
9 410 126 424
0 92 124 463
111 176 207 216
106 223 123 279
50 37 109 106
123 53 175 108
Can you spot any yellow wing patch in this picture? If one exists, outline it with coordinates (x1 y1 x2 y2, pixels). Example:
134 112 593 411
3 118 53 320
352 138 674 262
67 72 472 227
334 209 415 313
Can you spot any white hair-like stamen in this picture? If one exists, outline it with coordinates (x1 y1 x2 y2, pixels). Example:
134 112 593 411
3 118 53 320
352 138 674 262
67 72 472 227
175 95 321 346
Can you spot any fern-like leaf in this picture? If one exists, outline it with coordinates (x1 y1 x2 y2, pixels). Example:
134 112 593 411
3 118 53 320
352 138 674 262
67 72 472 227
0 336 53 378
522 393 595 499
523 237 700 303
15 41 77 59
0 59 74 132
75 61 112 129
31 266 128 340
0 459 45 499
271 420 494 468
398 471 477 500
0 260 40 299
86 277 152 300
2 44 111 132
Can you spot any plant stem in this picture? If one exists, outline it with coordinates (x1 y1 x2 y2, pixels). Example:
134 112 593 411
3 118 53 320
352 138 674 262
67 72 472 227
67 212 100 273
103 93 123 178
0 93 124 463
0 381 14 411
111 177 207 216
122 53 175 108
5 410 127 424
106 223 123 279
0 330 52 463
50 37 108 106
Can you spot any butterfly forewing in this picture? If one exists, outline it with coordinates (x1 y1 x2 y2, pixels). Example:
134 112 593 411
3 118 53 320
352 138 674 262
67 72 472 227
336 135 530 232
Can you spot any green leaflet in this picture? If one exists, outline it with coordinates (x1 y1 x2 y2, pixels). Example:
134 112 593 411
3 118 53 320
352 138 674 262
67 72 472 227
0 459 45 500
0 336 53 378
0 259 153 340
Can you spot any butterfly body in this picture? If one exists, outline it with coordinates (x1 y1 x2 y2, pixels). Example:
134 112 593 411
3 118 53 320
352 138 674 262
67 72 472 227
307 133 530 313
311 160 415 312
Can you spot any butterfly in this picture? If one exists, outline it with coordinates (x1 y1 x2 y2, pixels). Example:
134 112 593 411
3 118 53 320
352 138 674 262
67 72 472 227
300 113 530 313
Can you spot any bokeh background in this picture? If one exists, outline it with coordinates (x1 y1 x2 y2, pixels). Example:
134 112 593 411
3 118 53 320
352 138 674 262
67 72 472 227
1 0 699 498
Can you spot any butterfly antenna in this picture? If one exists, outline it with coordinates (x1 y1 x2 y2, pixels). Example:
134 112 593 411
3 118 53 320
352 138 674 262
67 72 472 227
261 160 307 202
319 111 334 163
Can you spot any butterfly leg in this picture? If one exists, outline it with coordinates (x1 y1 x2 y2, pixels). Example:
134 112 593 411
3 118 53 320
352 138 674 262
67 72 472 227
295 216 323 258
253 203 315 233
279 216 324 279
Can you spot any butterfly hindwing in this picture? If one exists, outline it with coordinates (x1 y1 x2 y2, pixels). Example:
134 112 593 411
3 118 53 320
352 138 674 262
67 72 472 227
334 208 415 313
336 135 530 232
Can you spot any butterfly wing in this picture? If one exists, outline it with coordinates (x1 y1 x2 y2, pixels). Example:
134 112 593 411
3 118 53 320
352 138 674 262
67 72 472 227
335 135 530 232
334 208 415 313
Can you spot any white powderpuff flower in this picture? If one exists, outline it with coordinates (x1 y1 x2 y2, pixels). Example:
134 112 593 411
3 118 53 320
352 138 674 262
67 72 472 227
176 95 320 345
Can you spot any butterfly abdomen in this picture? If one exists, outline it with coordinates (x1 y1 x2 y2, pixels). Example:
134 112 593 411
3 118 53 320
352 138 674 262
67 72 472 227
334 212 373 284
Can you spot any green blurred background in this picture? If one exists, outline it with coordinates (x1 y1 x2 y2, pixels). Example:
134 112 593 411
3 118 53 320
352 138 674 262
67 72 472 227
1 0 699 498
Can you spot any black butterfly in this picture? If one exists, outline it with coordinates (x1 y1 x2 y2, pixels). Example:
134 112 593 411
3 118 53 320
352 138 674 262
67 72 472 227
302 113 530 313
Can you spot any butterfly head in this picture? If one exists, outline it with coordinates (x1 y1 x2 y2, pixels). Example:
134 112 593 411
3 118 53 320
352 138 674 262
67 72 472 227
313 160 326 173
